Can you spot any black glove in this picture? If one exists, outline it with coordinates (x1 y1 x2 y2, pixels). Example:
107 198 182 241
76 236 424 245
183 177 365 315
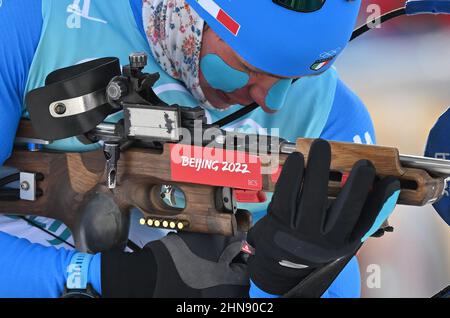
101 232 249 298
247 139 400 295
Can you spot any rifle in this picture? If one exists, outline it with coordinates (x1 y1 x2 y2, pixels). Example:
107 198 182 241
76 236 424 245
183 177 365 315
1 54 449 253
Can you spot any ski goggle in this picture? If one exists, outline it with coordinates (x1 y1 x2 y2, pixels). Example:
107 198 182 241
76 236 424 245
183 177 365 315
273 0 326 13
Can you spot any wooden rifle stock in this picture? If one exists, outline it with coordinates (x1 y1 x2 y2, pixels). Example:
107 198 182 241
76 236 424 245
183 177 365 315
0 123 447 251
296 139 446 206
0 147 253 238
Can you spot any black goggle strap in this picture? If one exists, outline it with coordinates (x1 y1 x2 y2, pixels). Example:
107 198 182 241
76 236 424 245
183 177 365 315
351 0 450 41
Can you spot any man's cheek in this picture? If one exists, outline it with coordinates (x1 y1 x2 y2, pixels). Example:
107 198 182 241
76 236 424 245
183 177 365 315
199 54 249 93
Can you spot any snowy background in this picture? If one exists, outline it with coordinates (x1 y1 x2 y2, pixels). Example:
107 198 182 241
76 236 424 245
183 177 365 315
335 0 450 297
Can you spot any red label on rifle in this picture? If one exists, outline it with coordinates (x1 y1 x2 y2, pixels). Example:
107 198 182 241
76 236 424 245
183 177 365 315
170 144 262 190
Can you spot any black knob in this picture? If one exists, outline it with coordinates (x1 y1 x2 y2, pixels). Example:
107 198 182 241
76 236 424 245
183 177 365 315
107 79 128 101
129 52 148 69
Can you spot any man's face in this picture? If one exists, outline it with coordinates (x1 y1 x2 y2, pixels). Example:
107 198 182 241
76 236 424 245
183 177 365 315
199 25 298 113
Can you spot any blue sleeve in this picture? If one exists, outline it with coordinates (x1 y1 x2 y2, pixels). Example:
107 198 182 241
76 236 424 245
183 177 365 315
130 0 147 40
249 280 278 298
0 231 102 297
0 0 43 165
249 256 361 298
320 78 376 145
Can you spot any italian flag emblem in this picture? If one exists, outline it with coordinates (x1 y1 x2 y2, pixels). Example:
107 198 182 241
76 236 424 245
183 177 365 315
310 57 334 71
195 0 241 36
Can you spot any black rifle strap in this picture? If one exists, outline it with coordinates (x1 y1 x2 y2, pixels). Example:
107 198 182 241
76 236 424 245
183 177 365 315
432 285 450 298
283 244 362 298
282 253 356 298
213 103 259 128
18 216 75 249
350 8 406 41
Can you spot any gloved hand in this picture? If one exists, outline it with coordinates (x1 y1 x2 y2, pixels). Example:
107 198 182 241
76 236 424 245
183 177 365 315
101 231 249 297
247 139 401 295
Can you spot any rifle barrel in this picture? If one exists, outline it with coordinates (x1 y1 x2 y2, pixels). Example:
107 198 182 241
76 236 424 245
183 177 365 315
400 154 450 177
280 142 297 154
281 141 450 177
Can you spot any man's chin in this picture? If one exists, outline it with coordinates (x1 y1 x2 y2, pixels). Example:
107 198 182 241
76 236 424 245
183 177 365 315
203 94 233 111
211 102 232 110
258 103 277 114
198 98 231 112
204 103 232 112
